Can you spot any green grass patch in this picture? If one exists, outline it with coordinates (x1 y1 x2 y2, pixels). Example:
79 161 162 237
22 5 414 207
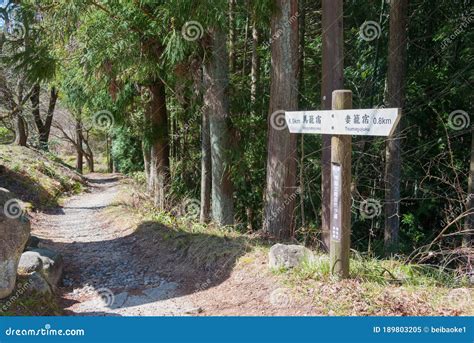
0 277 62 316
0 145 85 210
278 251 467 288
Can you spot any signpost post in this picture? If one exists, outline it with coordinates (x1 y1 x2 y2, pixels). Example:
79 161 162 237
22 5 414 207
330 90 352 279
285 89 401 279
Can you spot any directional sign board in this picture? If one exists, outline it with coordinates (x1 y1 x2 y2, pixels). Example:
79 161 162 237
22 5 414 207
285 108 401 136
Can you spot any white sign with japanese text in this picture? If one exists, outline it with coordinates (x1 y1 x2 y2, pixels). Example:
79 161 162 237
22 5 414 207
285 108 401 136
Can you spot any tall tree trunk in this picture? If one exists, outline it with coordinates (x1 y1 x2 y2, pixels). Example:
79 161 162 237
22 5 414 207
384 0 408 254
247 12 260 229
75 116 83 174
85 153 94 172
241 13 250 77
263 0 299 240
15 79 27 146
107 136 114 173
142 94 153 192
30 84 58 150
298 0 306 230
321 0 344 250
200 99 212 223
106 135 110 172
42 86 58 149
463 129 474 247
298 0 306 104
31 83 43 143
180 96 190 185
83 135 94 172
203 29 234 226
148 79 170 210
143 142 151 189
228 0 236 73
250 12 260 108
15 115 27 146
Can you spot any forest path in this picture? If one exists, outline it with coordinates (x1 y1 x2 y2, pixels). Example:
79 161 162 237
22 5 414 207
26 173 459 317
31 173 198 316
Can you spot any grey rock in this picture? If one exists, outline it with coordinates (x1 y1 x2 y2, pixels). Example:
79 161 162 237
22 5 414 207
111 292 129 309
0 188 30 299
0 260 17 299
18 251 44 274
143 282 178 301
26 235 40 249
24 248 64 289
27 272 51 295
268 243 315 269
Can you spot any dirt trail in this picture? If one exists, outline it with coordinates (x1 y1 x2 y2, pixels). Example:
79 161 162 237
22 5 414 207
28 174 456 317
30 174 312 316
31 174 198 316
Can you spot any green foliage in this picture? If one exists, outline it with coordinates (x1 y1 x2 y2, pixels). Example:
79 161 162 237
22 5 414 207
0 127 14 144
1 1 57 83
111 126 144 174
130 171 147 186
1 0 469 265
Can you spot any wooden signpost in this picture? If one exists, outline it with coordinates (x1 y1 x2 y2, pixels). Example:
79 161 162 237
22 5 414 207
285 90 401 279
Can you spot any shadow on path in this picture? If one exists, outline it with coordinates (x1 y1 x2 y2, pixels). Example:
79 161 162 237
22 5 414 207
32 174 258 315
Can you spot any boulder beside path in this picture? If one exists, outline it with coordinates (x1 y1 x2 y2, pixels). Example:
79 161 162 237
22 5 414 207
268 243 315 269
0 188 30 299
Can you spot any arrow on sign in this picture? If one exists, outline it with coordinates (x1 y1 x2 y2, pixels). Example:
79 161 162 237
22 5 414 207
285 108 401 136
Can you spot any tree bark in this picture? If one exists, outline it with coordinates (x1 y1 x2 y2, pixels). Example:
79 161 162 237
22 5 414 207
142 93 153 192
15 79 27 146
107 136 113 173
43 86 58 147
200 98 212 223
263 0 299 240
228 0 236 72
143 141 151 188
247 13 260 229
241 13 249 77
148 79 170 210
203 29 234 226
75 116 83 174
30 84 58 150
15 115 27 146
250 11 260 108
31 83 43 140
384 0 408 254
298 0 306 229
179 95 190 184
321 0 344 250
85 153 94 172
298 0 305 103
83 133 94 172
